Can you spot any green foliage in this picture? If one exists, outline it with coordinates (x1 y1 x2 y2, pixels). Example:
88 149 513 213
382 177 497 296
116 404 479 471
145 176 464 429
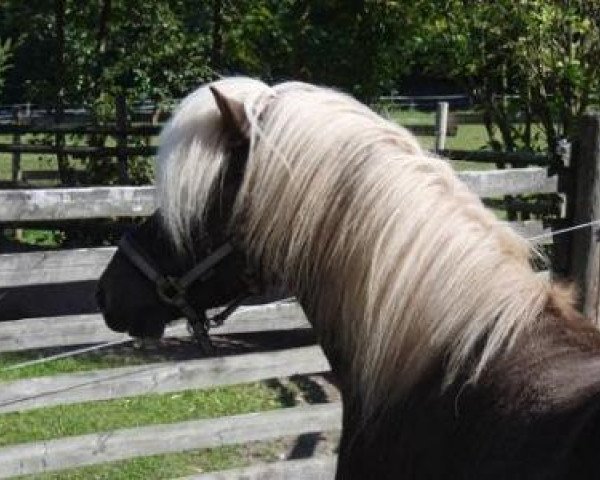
0 1 213 104
3 0 599 155
0 38 12 94
411 0 600 152
223 0 413 100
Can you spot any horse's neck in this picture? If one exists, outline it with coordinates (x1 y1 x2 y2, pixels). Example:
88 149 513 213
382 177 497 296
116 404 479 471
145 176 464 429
488 305 600 412
333 307 600 480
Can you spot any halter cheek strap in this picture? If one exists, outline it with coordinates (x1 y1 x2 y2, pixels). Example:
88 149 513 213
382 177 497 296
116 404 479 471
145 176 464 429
118 235 247 351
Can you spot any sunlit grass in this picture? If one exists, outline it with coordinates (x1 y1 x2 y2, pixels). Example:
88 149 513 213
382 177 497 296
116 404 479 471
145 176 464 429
0 383 283 447
13 444 280 480
0 348 152 382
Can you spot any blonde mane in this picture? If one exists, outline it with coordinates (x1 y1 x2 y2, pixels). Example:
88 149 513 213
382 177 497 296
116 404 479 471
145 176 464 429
156 77 275 247
158 78 557 418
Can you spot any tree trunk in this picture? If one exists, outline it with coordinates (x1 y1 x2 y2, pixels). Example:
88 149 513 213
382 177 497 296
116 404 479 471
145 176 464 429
54 0 69 185
211 0 223 73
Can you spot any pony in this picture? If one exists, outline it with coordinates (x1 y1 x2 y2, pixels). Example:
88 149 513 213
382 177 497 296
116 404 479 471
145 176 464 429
97 77 600 479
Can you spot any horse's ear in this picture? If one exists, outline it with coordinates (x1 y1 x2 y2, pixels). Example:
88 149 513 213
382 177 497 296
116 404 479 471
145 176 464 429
210 86 250 141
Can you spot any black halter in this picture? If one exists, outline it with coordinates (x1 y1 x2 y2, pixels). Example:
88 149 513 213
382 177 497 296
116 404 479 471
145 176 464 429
118 234 249 352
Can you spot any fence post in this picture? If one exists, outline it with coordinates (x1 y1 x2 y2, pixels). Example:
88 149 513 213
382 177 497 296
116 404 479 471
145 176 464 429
570 114 600 326
115 94 129 184
435 101 449 153
11 107 22 184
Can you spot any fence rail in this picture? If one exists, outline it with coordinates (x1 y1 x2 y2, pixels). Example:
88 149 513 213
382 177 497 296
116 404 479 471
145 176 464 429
0 304 310 352
187 457 337 480
0 345 328 414
0 402 342 479
0 167 557 222
1 99 556 191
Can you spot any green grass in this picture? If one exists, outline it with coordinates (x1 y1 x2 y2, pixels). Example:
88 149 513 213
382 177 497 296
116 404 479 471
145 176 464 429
390 109 496 171
14 444 279 480
0 349 154 382
0 349 305 478
0 384 283 447
1 372 297 479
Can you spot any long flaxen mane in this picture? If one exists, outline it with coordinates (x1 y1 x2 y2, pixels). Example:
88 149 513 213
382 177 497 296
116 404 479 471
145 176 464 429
157 77 569 418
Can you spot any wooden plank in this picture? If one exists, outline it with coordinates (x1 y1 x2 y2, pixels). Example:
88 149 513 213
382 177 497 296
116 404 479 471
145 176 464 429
183 457 337 480
0 143 156 157
0 345 329 413
0 247 116 287
0 314 130 352
405 124 435 136
509 220 551 244
443 149 548 166
0 214 546 288
570 115 600 326
0 186 155 221
0 123 161 136
0 167 555 222
404 124 457 137
452 112 485 125
21 170 61 182
0 403 342 478
21 170 87 183
379 94 468 103
457 167 558 197
435 102 449 152
0 302 310 352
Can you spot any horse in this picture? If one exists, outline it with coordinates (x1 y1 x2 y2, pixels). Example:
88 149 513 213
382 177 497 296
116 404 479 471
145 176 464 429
97 77 600 479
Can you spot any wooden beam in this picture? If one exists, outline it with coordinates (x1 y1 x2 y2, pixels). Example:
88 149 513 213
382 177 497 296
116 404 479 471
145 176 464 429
404 124 457 137
443 149 548 166
0 216 549 289
0 186 155 221
0 168 557 222
0 247 116 287
184 457 337 480
570 115 600 326
0 402 342 478
457 167 557 197
0 302 309 352
0 345 329 413
435 101 449 152
509 220 552 244
0 124 162 136
0 143 157 157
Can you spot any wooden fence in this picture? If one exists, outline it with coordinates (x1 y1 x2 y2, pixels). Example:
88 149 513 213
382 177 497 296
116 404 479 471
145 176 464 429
3 96 600 476
0 154 567 478
0 98 488 187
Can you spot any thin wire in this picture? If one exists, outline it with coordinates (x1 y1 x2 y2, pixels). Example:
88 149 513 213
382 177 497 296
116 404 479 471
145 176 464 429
0 300 296 373
1 322 181 373
1 220 598 373
1 337 133 372
527 218 600 242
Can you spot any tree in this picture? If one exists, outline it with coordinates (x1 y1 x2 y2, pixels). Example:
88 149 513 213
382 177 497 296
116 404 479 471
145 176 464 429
222 0 414 100
410 0 600 153
0 38 12 95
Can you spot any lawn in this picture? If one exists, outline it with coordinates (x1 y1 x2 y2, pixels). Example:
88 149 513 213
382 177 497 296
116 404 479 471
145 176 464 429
0 351 317 479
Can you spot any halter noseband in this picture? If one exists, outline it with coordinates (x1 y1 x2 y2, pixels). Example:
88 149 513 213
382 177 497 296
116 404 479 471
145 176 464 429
118 234 249 351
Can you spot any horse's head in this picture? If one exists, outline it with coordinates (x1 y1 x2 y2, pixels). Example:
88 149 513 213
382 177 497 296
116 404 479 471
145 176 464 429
96 78 271 340
95 211 255 340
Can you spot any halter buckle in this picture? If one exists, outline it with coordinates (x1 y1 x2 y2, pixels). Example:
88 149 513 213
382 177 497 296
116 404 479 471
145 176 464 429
156 276 186 306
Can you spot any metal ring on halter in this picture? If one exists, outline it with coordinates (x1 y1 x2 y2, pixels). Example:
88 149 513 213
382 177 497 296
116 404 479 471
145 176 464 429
117 234 250 351
155 276 187 307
